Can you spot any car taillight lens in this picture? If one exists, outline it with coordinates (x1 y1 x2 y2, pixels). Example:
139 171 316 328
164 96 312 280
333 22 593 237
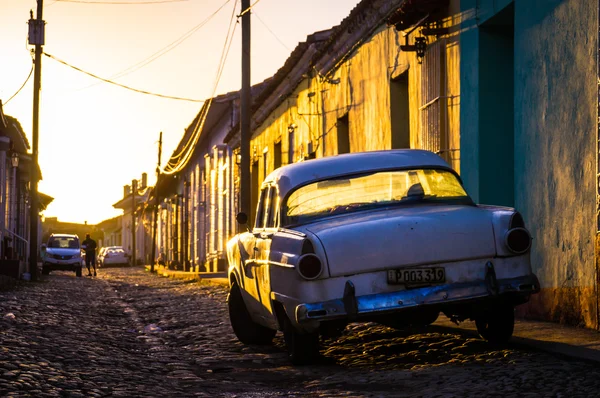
510 212 525 229
297 253 323 280
504 228 531 254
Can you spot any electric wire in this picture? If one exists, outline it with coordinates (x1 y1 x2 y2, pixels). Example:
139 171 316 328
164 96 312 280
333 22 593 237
76 0 232 92
254 11 290 51
163 2 238 172
163 0 238 166
54 0 187 4
163 0 239 174
238 0 261 17
43 52 205 102
3 56 34 106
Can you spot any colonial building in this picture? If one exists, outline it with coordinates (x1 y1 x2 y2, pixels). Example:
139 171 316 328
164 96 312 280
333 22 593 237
113 173 150 265
0 100 53 278
138 0 599 329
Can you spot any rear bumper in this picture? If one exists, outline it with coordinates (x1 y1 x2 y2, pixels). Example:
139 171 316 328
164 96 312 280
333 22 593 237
295 272 540 324
43 261 81 271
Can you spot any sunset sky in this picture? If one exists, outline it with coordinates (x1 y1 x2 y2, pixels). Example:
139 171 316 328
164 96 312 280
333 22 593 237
0 0 361 224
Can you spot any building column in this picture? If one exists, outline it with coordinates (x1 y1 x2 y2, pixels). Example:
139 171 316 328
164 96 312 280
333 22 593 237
0 137 9 259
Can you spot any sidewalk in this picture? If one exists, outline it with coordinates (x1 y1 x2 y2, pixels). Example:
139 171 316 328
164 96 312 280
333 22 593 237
433 317 600 364
144 264 228 286
145 265 600 365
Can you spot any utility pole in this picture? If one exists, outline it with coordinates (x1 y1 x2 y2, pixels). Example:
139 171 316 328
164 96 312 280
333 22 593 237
150 132 162 273
28 0 45 282
240 0 251 219
131 179 137 267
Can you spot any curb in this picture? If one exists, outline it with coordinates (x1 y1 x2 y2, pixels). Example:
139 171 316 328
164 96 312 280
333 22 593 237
144 265 229 286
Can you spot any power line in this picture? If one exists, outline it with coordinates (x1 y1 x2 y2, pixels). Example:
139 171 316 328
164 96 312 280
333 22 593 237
165 0 238 164
100 0 231 82
254 11 290 51
238 0 260 17
164 1 238 171
3 56 35 106
43 52 205 102
163 0 239 174
54 0 188 4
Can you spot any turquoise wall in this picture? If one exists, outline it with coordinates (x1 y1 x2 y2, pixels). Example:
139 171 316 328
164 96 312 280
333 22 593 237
460 0 598 326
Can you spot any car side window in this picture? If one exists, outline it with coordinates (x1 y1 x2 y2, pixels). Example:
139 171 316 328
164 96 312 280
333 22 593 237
255 188 268 229
265 186 278 229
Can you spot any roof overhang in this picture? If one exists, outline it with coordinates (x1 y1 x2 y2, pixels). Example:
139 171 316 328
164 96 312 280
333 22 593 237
387 0 449 31
38 192 54 211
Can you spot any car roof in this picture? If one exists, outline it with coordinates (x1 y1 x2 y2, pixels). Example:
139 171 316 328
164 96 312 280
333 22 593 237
263 149 452 198
49 234 79 239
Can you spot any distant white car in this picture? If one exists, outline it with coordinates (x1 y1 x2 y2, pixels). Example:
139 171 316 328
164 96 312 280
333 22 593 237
226 150 540 364
101 247 129 267
98 246 118 266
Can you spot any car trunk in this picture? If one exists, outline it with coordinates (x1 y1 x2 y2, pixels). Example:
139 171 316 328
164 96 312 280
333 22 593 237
305 204 496 278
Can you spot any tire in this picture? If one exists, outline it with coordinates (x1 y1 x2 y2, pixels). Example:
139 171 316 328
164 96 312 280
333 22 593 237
227 282 276 345
42 267 50 275
476 305 515 344
282 315 320 365
75 267 82 277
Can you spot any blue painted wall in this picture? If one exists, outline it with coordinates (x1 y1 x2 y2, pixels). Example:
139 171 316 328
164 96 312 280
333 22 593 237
460 0 598 327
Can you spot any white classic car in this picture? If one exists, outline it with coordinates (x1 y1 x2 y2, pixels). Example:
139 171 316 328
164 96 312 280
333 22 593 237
226 150 540 364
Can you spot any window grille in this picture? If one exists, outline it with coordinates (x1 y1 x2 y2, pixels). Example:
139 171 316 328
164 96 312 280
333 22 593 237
420 38 448 160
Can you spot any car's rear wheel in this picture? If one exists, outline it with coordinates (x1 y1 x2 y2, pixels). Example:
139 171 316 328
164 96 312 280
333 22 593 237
282 315 320 365
75 267 82 277
475 304 515 344
228 282 276 345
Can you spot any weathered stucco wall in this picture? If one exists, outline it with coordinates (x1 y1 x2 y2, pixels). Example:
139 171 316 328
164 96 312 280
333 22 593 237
461 0 598 327
251 17 462 191
513 0 597 328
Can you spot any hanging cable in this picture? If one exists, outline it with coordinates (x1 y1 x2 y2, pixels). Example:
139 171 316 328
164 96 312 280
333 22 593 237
43 52 205 102
163 16 237 172
3 56 34 106
163 0 239 174
54 0 187 4
163 0 238 167
238 0 260 17
163 2 240 166
254 11 290 51
76 0 232 92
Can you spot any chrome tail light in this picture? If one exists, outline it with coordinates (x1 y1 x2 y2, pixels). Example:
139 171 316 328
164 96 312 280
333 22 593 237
504 227 532 254
297 253 323 280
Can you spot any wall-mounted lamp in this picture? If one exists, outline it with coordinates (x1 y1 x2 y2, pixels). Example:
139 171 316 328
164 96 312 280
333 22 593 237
400 36 427 64
10 152 19 168
288 124 297 134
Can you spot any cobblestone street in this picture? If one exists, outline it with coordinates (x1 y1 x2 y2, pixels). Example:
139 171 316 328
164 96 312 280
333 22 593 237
1 267 600 397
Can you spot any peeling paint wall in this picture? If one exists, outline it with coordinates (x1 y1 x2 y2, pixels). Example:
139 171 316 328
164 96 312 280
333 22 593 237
250 16 462 195
460 0 598 328
514 0 597 328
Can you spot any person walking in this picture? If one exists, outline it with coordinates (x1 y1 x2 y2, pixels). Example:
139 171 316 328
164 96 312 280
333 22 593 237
82 233 97 276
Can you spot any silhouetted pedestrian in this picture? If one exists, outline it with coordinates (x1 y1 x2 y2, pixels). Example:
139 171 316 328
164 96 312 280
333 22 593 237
82 234 97 276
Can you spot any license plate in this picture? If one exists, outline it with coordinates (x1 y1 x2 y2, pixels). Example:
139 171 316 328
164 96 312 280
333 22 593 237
387 267 445 285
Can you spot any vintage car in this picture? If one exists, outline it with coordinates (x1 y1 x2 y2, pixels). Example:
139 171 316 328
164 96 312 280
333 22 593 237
226 149 540 364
